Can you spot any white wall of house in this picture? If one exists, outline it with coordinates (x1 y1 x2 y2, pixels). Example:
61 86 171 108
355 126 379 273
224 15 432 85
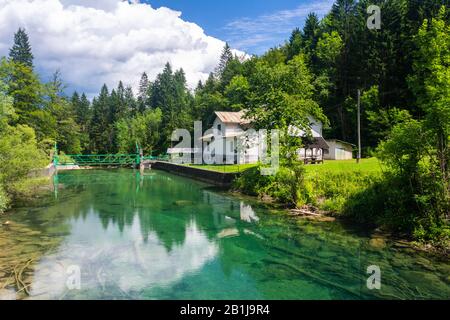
324 140 354 160
204 118 259 164
290 116 323 138
202 114 326 165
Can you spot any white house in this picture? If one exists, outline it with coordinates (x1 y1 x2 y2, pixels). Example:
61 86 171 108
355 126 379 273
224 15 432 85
324 139 355 160
200 111 329 164
200 111 258 164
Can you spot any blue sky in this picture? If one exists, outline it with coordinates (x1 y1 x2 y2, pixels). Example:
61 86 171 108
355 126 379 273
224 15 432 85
145 0 335 54
0 0 335 96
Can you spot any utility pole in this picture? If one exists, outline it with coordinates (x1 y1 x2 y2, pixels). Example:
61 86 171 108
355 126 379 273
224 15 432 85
357 89 361 164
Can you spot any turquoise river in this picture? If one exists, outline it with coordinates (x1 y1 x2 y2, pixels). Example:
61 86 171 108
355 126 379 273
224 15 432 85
0 169 448 299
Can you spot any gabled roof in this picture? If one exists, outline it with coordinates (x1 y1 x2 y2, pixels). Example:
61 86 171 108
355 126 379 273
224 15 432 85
326 139 356 147
214 110 252 125
304 137 330 150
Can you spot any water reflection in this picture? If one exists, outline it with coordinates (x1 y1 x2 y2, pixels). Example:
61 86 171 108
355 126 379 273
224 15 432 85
17 170 265 299
0 169 448 300
29 214 218 299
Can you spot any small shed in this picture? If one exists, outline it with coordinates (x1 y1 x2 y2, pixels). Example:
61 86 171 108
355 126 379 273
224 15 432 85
298 137 330 164
324 139 355 160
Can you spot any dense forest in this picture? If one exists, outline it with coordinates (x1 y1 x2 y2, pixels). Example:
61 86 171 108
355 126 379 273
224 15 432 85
2 0 447 156
0 0 449 242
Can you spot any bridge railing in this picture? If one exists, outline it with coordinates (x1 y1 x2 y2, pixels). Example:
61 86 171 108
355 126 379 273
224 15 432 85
53 143 171 166
142 155 170 162
56 154 140 166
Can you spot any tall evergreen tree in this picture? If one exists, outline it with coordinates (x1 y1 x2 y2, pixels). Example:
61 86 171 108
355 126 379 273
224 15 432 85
9 28 34 68
302 12 321 55
287 28 303 60
138 72 149 113
125 85 137 116
89 84 110 153
215 43 233 78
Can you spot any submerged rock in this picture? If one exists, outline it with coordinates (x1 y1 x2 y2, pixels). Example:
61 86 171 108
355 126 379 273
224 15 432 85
173 200 195 207
369 237 387 249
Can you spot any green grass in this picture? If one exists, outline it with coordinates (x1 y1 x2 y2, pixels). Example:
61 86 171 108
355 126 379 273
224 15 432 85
189 158 382 174
304 158 382 175
188 163 258 173
299 158 383 213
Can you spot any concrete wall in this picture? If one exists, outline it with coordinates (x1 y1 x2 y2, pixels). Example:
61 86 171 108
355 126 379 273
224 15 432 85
152 162 239 188
28 163 57 178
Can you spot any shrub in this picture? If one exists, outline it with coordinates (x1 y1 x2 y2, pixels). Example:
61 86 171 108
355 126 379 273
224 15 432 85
0 184 9 213
234 163 308 208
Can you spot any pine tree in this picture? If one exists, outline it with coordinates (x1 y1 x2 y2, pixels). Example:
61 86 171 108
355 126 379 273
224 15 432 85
138 72 149 99
124 86 137 116
215 43 233 78
9 28 34 68
302 13 321 57
115 81 128 119
89 84 110 153
78 93 91 127
287 28 303 60
137 72 149 113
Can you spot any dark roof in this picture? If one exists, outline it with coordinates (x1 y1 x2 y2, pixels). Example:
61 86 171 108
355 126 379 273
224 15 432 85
304 137 329 150
326 139 356 147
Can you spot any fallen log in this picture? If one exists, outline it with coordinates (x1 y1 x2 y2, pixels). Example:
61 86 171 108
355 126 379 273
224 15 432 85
289 209 321 217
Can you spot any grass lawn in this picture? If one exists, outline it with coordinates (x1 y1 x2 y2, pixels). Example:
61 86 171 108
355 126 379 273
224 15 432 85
304 157 382 175
188 163 258 173
188 158 382 174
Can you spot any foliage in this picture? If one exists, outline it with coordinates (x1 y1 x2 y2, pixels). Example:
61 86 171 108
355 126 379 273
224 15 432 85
9 28 34 68
0 79 46 212
0 124 47 192
408 6 450 182
377 119 449 241
116 108 163 154
242 54 328 161
234 162 308 208
316 31 343 66
0 185 8 213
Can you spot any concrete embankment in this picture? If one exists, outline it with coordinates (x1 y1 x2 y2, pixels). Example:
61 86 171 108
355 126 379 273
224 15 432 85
151 162 239 188
28 164 57 178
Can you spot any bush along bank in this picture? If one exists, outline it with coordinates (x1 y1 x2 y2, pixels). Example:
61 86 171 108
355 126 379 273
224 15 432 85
233 162 449 248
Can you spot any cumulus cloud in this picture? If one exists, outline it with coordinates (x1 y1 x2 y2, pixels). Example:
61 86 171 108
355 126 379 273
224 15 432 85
0 0 242 97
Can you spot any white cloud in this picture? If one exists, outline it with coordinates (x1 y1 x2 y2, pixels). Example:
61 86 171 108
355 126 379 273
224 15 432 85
224 0 334 54
0 0 242 97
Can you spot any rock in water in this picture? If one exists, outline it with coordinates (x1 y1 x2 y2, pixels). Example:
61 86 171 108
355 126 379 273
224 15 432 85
369 237 387 249
173 200 194 207
2 221 11 227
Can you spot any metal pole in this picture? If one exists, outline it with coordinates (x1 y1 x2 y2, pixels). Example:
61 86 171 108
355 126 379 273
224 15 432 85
357 89 361 164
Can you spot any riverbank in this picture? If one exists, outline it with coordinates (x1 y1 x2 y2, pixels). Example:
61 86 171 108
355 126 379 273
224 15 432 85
231 162 449 254
227 188 450 258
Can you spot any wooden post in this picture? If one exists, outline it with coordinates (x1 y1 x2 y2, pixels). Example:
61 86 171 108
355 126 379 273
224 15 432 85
139 148 144 171
357 89 361 164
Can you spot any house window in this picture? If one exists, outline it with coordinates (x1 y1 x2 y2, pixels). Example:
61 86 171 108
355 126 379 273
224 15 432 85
217 124 222 133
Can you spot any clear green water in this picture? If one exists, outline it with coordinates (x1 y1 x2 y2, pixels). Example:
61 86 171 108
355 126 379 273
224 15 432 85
0 169 448 300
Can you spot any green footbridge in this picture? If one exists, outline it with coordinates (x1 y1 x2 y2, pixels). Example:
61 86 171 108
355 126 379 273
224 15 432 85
52 144 169 167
